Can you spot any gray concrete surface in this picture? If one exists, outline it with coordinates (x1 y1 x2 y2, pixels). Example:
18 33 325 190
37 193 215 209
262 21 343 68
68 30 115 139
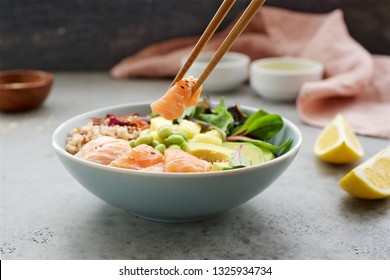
0 72 389 260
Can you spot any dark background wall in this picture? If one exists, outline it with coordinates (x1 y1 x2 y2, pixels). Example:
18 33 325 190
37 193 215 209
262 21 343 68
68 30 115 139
0 0 389 71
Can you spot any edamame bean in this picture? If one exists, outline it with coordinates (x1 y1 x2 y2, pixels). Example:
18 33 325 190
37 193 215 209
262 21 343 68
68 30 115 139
154 144 166 154
129 139 136 148
173 131 188 140
168 144 182 150
134 134 153 146
158 125 172 139
166 134 185 145
152 140 161 147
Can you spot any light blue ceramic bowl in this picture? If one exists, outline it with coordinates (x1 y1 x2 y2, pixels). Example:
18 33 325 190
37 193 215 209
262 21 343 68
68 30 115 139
52 102 302 222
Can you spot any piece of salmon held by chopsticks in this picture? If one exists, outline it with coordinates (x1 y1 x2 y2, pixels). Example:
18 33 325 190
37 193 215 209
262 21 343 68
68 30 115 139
150 76 202 120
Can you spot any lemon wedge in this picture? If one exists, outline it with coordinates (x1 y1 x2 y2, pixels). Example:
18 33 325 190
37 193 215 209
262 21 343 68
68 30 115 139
314 114 364 163
339 145 390 199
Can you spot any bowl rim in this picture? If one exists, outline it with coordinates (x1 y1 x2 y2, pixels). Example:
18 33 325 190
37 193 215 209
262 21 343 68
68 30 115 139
52 101 302 178
0 69 53 90
250 56 324 76
182 51 250 69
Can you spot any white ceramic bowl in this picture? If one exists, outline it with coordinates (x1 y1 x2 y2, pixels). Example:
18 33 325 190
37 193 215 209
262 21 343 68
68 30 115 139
250 57 324 101
52 102 302 223
182 51 250 92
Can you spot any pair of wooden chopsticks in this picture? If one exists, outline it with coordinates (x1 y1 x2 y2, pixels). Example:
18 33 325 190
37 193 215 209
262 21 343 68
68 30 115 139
171 0 266 93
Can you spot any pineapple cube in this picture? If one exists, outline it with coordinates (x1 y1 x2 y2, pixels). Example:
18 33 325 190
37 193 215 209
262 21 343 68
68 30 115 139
205 129 223 140
150 117 172 131
178 120 201 139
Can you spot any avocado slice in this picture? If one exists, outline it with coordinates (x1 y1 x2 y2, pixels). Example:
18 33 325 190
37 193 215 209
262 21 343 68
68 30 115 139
222 142 270 164
185 142 235 163
210 162 233 171
257 146 275 162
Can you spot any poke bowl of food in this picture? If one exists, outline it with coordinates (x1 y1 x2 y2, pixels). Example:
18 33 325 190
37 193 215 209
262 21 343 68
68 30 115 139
52 76 302 222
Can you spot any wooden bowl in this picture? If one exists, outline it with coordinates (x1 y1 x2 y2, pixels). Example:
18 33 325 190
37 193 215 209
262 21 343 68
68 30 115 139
0 70 53 112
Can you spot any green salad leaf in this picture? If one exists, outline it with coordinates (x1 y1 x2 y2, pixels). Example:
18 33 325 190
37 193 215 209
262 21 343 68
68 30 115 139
186 98 234 135
227 135 293 153
185 97 294 156
232 109 283 140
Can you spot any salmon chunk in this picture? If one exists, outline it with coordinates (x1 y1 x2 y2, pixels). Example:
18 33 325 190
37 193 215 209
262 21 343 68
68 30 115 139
75 136 131 165
109 144 164 170
164 148 211 172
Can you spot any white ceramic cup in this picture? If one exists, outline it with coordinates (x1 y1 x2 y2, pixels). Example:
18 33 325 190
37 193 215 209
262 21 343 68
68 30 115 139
181 51 250 92
250 57 324 101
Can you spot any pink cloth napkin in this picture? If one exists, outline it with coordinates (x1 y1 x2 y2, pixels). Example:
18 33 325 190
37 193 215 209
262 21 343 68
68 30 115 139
110 7 390 139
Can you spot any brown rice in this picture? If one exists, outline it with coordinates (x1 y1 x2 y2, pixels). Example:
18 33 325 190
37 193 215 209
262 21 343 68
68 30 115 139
66 122 141 155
